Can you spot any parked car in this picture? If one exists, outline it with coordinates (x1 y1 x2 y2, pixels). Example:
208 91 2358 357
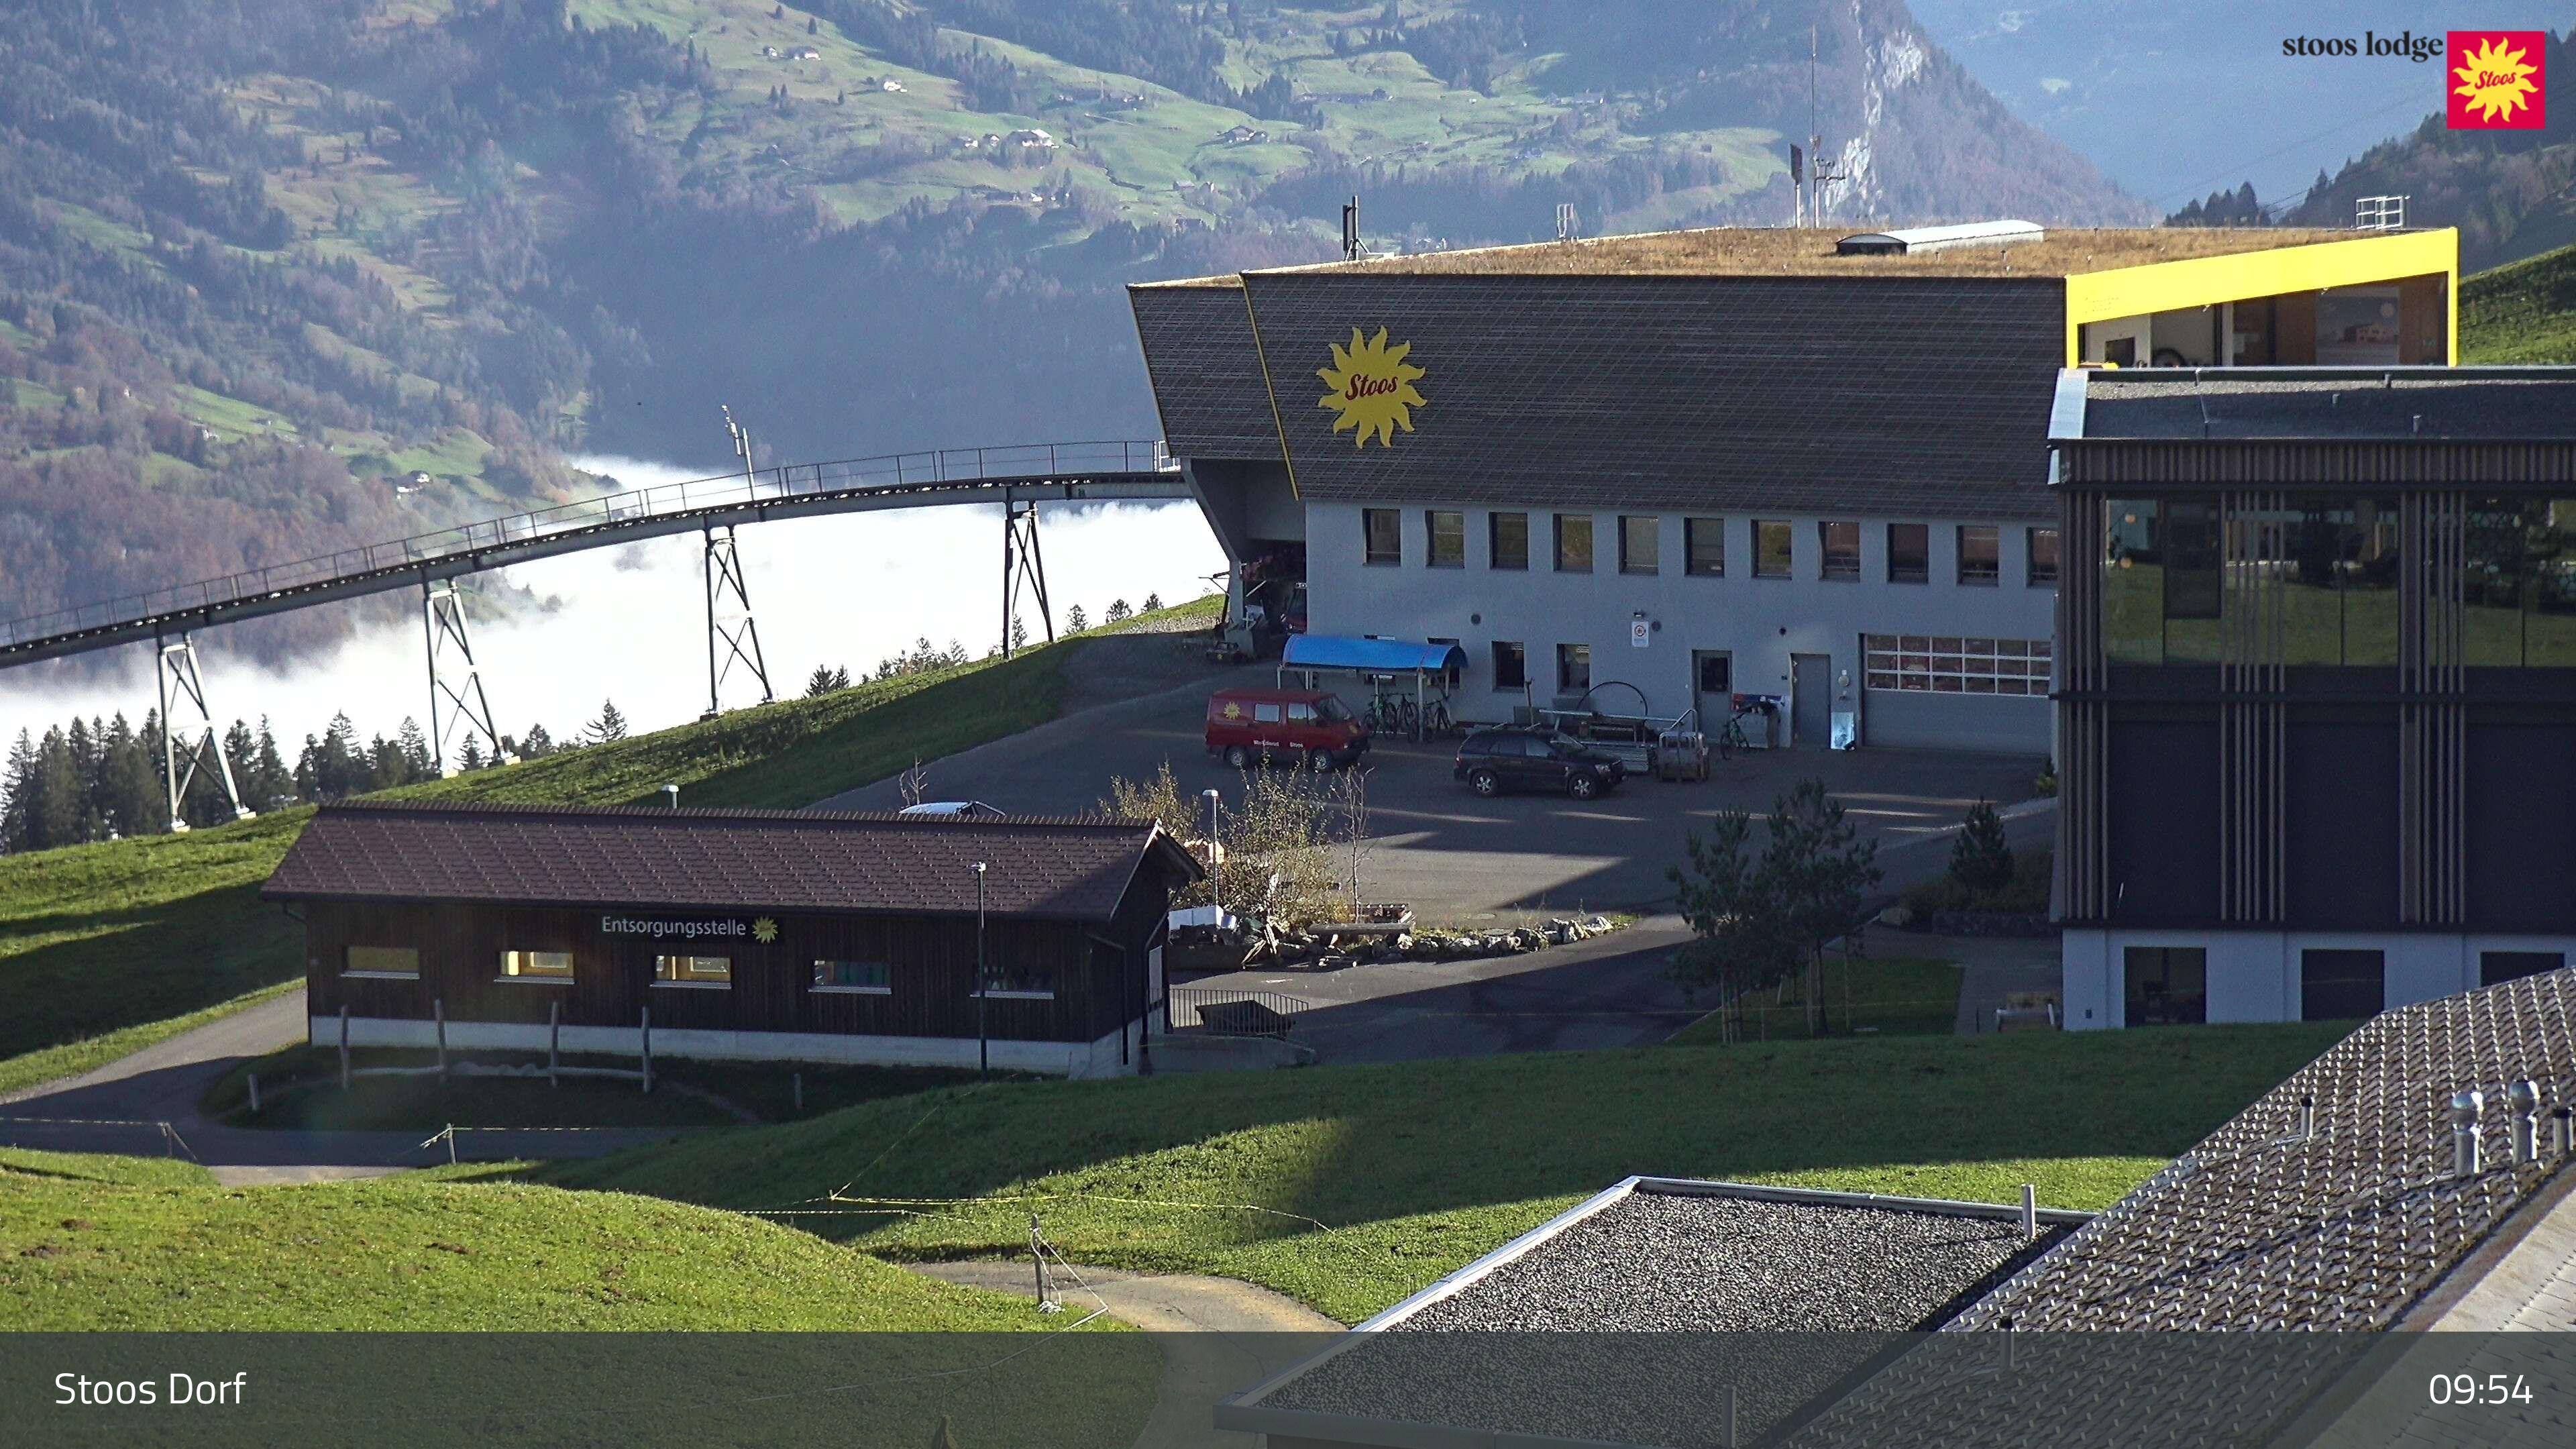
1205 687 1368 769
1454 728 1626 800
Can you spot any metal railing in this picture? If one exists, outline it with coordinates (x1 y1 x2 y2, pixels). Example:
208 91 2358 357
1166 987 1309 1038
1 439 1175 653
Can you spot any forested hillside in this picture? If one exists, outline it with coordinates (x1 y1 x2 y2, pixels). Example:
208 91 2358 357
1 0 2135 661
2168 30 2574 272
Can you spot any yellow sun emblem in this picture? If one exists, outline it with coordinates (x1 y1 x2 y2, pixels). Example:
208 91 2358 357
1316 327 1427 447
2453 35 2541 125
752 917 778 945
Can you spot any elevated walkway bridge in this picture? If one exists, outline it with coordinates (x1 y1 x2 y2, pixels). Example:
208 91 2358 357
0 439 1191 828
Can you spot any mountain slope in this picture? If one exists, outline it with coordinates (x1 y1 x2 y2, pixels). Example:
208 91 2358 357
2 0 2134 657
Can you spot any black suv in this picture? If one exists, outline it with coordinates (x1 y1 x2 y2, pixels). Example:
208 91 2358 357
1454 729 1627 800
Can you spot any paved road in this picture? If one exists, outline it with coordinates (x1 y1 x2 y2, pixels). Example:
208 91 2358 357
1173 803 2055 1065
818 662 2052 924
0 985 688 1182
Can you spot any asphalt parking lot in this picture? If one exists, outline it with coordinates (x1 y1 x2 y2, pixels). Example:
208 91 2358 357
816 661 2053 924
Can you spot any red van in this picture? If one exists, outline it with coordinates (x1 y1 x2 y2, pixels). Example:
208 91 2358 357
1205 688 1368 769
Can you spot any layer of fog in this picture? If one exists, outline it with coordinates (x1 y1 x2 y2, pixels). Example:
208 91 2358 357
0 453 1225 762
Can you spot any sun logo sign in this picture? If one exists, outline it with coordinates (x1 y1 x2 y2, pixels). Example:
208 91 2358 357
1316 327 1427 447
2448 32 2546 129
752 916 779 945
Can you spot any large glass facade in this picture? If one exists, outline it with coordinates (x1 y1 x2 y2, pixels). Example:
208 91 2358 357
2463 498 2576 665
2104 494 2414 665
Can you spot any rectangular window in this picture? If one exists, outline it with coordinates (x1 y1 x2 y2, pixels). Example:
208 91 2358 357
813 959 892 994
2300 949 2385 1022
2480 951 2565 987
1252 701 1283 724
2160 499 2221 662
1556 643 1591 694
1619 515 1660 575
2123 947 2207 1026
1886 524 1929 584
343 946 419 979
2027 527 2061 586
1362 508 1401 566
1684 517 1725 577
1489 512 1529 570
1426 510 1465 568
500 949 574 981
976 961 1055 999
2104 498 2162 663
655 955 733 986
1554 513 1593 572
1819 521 1860 580
1491 641 1526 690
1957 525 2000 585
1754 520 1792 578
1862 634 2052 696
1287 701 1315 723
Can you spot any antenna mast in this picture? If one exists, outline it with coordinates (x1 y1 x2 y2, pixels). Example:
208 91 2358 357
1803 26 1847 227
1342 195 1362 261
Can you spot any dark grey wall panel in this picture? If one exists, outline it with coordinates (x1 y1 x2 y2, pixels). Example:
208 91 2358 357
2105 717 2221 926
1128 285 1282 463
1238 272 2065 519
2284 715 2402 931
2465 720 2576 933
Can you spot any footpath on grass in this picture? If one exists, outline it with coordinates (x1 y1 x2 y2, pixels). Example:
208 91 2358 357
0 985 683 1183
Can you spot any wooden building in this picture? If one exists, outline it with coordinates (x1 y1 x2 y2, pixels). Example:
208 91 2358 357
262 801 1200 1075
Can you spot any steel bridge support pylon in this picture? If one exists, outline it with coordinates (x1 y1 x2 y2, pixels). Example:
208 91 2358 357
1001 499 1055 659
155 634 254 833
424 580 508 776
702 525 773 719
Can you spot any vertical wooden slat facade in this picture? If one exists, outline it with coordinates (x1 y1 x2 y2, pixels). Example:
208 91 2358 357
2056 425 2576 938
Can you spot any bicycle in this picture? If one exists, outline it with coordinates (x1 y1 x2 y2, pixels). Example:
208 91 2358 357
1715 706 1756 760
1419 696 1454 737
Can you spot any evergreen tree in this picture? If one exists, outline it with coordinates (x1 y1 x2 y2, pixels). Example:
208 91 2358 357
586 699 630 744
1142 592 1163 612
99 714 163 839
458 736 486 771
246 718 293 809
520 723 557 759
1010 614 1030 651
1 730 38 852
806 663 841 698
1065 604 1087 632
1948 800 2015 893
1106 598 1131 623
397 717 434 780
30 727 84 848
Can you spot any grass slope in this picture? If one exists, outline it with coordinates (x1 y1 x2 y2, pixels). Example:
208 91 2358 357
2462 242 2576 364
0 1147 1069 1331
543 1024 2347 1323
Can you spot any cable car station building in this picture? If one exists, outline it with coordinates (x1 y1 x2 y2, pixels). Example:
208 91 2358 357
1132 223 2457 753
262 802 1199 1075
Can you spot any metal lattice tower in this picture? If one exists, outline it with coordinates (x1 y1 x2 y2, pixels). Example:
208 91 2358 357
1001 499 1055 659
154 634 254 832
702 524 773 718
423 580 508 775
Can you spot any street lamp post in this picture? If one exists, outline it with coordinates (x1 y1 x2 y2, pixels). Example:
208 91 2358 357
1202 788 1222 918
972 861 989 1079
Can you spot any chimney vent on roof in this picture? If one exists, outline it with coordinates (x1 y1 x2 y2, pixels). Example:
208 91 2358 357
2508 1080 2540 1165
1837 220 2045 256
2451 1089 2485 1179
2555 1106 2574 1160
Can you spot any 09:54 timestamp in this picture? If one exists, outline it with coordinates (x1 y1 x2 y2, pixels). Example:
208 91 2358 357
2428 1373 2534 1407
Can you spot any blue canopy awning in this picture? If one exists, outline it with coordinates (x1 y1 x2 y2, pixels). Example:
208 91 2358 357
1282 635 1467 674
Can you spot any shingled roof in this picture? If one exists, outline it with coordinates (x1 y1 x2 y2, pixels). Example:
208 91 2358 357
262 801 1197 922
1952 966 2576 1332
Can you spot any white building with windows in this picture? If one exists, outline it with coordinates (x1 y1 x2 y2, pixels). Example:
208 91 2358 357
1129 223 2459 756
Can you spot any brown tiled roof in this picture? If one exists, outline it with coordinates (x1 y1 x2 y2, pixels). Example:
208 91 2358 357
262 801 1197 922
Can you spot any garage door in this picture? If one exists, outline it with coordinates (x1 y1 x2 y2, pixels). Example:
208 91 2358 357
1862 634 2053 753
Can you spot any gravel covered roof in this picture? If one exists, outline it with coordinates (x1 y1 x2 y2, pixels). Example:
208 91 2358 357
1237 1180 2074 1446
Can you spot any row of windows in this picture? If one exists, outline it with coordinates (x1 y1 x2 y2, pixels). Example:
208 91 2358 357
2103 495 2576 667
352 947 1052 998
1363 508 2059 586
2125 945 2565 1026
1488 636 2052 698
1862 635 2055 696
